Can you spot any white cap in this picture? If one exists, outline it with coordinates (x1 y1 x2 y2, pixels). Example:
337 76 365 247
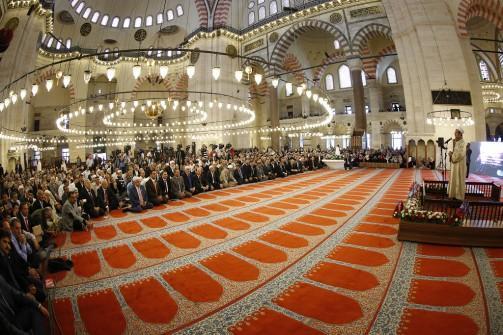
456 127 464 135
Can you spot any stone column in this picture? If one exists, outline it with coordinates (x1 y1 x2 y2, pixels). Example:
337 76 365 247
348 58 366 149
269 86 280 152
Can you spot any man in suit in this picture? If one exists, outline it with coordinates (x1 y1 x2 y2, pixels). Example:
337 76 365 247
233 162 245 185
157 171 171 202
96 179 119 212
170 168 191 199
145 170 166 206
17 203 32 234
29 191 50 215
0 259 50 335
14 160 23 174
192 167 208 194
60 191 88 231
206 165 221 191
181 166 195 194
127 177 153 213
80 180 104 218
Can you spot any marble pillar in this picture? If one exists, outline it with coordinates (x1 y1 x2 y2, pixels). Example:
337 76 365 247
348 58 366 149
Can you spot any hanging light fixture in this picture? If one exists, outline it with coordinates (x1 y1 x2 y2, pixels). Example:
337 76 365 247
11 92 18 104
234 70 243 82
305 90 312 99
271 77 279 88
106 67 116 81
31 84 39 96
4 97 10 107
83 70 92 84
254 73 263 85
19 89 27 101
212 67 221 81
296 85 304 96
0 102 4 112
55 70 63 80
45 79 54 92
186 64 195 78
312 93 319 102
62 74 72 88
132 64 142 80
245 65 253 75
159 65 168 79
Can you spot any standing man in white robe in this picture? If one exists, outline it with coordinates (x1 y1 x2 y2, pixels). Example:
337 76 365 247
448 128 466 200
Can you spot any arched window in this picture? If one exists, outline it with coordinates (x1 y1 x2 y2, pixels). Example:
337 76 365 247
282 0 290 8
122 17 131 28
270 1 278 15
248 11 255 25
325 74 334 90
361 71 367 86
248 2 255 9
111 16 119 27
387 67 397 84
90 11 100 23
82 7 91 19
100 15 109 26
76 2 85 14
258 6 266 20
334 40 340 50
47 37 53 48
71 0 79 7
65 38 72 49
479 60 491 81
176 5 184 16
103 48 110 59
113 48 119 58
145 15 153 26
147 47 153 56
339 65 351 88
167 10 174 21
499 47 503 76
157 13 163 24
134 17 142 28
56 40 61 50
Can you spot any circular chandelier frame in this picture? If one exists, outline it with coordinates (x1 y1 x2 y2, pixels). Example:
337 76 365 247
426 110 475 127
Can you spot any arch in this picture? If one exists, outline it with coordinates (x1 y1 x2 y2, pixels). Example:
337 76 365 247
408 139 417 159
351 23 393 55
270 19 350 68
194 0 209 28
33 69 75 101
457 0 503 38
172 73 189 101
382 120 403 133
364 43 396 80
313 51 345 83
496 122 503 140
281 53 304 85
131 75 172 99
417 139 426 163
426 140 436 164
213 0 232 27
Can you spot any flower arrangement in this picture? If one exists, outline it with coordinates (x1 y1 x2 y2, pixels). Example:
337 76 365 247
394 197 449 224
324 154 345 160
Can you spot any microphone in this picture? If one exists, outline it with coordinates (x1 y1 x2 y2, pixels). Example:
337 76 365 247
445 138 453 144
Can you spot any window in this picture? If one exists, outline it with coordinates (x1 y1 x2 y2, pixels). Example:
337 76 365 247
326 138 335 149
342 135 350 149
34 150 40 162
157 13 164 24
47 37 53 48
71 0 79 7
345 106 352 115
91 11 100 23
248 11 255 25
325 74 334 90
285 83 293 96
103 48 110 59
82 7 91 19
167 10 174 21
287 105 293 118
176 5 184 16
282 0 290 7
334 40 340 49
258 6 266 20
100 15 109 26
62 148 70 162
499 47 503 76
248 2 255 9
145 15 153 26
365 133 371 149
123 17 131 28
387 67 397 84
479 60 490 81
339 65 351 88
56 41 61 50
361 71 367 86
65 38 72 49
391 102 400 112
365 105 370 114
392 132 402 150
76 2 85 14
33 119 40 132
134 17 142 28
270 1 278 15
113 48 119 58
111 16 120 27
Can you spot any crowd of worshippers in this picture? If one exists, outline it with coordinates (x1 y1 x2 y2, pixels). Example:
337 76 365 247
334 146 409 169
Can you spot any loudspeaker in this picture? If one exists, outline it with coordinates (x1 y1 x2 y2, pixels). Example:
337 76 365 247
436 137 444 147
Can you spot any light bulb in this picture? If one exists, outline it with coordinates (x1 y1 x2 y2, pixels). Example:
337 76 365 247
4 97 10 107
297 86 304 96
254 73 263 85
31 84 39 96
106 67 116 81
83 70 92 84
186 100 192 107
45 79 54 92
313 93 319 102
271 77 279 88
132 64 141 80
56 70 63 79
11 93 18 104
20 89 27 100
62 74 71 88
186 65 195 78
198 100 203 107
212 67 221 80
133 100 139 108
245 65 252 75
159 65 168 79
108 102 114 110
305 90 312 99
234 70 243 82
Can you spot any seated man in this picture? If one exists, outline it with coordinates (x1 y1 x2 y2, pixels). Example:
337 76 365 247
126 177 153 213
192 167 209 195
145 170 166 206
0 269 50 335
80 180 104 218
170 168 192 199
96 179 119 212
206 165 222 191
60 191 89 231
181 166 195 195
157 171 171 202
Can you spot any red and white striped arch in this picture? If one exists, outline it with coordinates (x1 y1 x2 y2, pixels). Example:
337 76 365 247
457 0 503 37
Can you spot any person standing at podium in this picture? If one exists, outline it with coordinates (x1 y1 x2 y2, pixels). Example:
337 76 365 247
448 128 466 201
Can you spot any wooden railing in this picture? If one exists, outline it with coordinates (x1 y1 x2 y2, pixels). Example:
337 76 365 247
423 180 501 202
360 162 400 169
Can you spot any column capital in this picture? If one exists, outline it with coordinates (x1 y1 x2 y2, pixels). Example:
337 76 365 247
347 57 363 72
